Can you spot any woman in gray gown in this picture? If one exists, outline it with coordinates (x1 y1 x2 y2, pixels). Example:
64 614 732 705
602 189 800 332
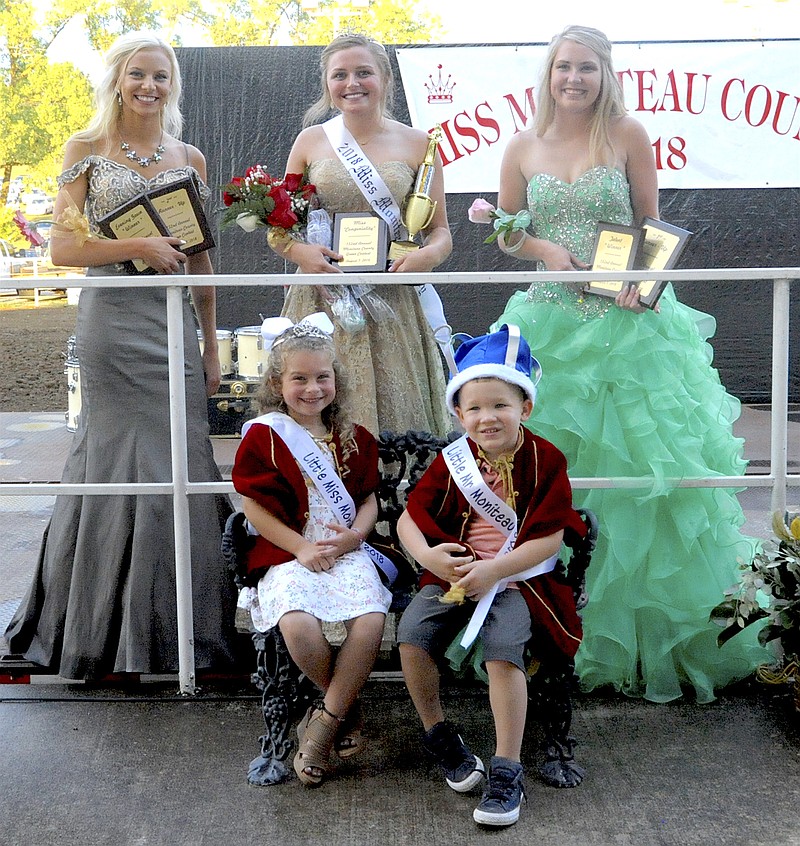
3 32 239 679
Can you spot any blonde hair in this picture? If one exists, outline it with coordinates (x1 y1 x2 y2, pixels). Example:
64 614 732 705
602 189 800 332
256 331 356 453
303 33 394 128
534 25 627 167
74 31 183 144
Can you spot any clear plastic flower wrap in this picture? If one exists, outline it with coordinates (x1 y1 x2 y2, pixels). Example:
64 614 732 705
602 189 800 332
327 285 366 333
350 284 396 323
305 208 333 248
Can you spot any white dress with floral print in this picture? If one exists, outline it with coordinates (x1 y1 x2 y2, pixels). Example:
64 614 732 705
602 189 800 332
248 444 391 632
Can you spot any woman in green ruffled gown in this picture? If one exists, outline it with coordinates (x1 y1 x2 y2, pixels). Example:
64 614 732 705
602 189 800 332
491 26 768 702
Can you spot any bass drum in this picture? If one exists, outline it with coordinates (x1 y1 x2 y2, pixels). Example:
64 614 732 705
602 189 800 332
234 326 268 381
197 328 235 376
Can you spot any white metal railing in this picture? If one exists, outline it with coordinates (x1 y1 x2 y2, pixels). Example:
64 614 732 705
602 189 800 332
1 267 797 693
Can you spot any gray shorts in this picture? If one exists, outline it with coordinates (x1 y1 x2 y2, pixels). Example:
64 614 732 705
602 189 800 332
396 584 532 672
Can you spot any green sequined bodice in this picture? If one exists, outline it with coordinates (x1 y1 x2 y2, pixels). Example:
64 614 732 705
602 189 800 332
525 166 633 319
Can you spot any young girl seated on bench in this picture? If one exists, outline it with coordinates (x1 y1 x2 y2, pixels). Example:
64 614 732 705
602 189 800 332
232 313 395 785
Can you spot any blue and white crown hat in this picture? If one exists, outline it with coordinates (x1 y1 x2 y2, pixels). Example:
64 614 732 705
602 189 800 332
444 323 542 415
260 311 335 353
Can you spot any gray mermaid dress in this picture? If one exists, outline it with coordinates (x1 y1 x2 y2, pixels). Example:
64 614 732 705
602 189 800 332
3 157 239 679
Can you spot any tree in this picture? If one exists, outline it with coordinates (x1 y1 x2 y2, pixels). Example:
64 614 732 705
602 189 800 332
206 0 294 46
0 0 94 207
0 0 52 199
34 60 95 178
205 0 443 46
296 0 443 44
43 0 210 54
0 0 204 211
0 0 441 217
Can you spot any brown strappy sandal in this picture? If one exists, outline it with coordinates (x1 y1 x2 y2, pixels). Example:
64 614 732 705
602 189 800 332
335 699 367 759
293 702 342 786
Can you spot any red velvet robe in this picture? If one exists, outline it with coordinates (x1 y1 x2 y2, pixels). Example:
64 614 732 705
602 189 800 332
405 429 587 660
232 422 379 582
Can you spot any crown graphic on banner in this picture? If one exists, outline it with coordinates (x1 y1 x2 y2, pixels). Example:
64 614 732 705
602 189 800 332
424 64 455 104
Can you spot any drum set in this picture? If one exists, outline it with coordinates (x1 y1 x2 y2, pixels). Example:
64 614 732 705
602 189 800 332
64 335 82 433
64 326 268 435
197 326 267 436
197 325 270 382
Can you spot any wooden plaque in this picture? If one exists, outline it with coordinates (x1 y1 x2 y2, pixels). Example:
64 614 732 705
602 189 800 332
332 212 389 273
96 194 170 274
584 221 644 303
584 218 692 310
96 177 215 274
148 176 215 256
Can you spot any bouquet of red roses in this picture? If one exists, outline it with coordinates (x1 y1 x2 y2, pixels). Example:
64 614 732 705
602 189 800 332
221 166 317 234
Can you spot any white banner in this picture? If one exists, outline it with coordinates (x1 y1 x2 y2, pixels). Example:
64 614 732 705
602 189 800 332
397 41 800 192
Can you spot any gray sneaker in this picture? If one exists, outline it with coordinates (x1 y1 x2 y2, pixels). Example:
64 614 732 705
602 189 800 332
473 756 526 827
422 721 485 792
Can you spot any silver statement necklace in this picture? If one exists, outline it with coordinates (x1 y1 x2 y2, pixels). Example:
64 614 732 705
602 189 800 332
120 134 165 168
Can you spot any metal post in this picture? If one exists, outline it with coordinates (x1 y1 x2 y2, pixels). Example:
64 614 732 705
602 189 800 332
770 278 790 517
166 286 196 695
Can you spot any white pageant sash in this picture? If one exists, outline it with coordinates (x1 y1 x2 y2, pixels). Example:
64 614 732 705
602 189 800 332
323 115 403 239
322 115 455 374
442 435 558 648
415 283 457 376
242 412 397 584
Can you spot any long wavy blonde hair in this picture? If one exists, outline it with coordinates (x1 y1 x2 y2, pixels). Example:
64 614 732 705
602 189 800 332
73 31 183 144
534 25 627 168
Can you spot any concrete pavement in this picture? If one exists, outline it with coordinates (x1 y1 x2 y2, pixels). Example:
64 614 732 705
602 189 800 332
1 678 799 845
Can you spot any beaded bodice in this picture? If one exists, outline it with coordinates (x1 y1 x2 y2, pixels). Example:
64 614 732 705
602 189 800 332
308 159 415 214
58 156 210 232
525 166 633 319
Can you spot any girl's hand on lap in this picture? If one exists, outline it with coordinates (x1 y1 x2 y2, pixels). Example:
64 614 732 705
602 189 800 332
322 523 363 556
297 541 337 572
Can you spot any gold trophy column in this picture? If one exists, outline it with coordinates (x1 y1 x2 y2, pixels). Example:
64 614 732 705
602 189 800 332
388 125 442 260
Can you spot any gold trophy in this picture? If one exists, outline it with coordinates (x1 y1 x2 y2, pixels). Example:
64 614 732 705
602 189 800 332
388 125 442 260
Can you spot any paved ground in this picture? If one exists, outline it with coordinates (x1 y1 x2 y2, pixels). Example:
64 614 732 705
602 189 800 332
1 408 799 845
1 678 799 845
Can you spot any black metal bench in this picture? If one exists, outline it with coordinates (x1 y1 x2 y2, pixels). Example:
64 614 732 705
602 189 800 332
222 429 598 787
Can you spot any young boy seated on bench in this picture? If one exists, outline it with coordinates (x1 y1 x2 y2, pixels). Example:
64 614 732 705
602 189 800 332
396 324 586 828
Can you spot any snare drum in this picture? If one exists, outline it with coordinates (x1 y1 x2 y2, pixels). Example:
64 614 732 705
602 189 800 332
234 326 268 380
65 357 82 432
197 329 234 376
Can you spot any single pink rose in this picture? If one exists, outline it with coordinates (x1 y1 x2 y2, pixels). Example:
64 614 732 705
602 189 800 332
468 197 496 224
